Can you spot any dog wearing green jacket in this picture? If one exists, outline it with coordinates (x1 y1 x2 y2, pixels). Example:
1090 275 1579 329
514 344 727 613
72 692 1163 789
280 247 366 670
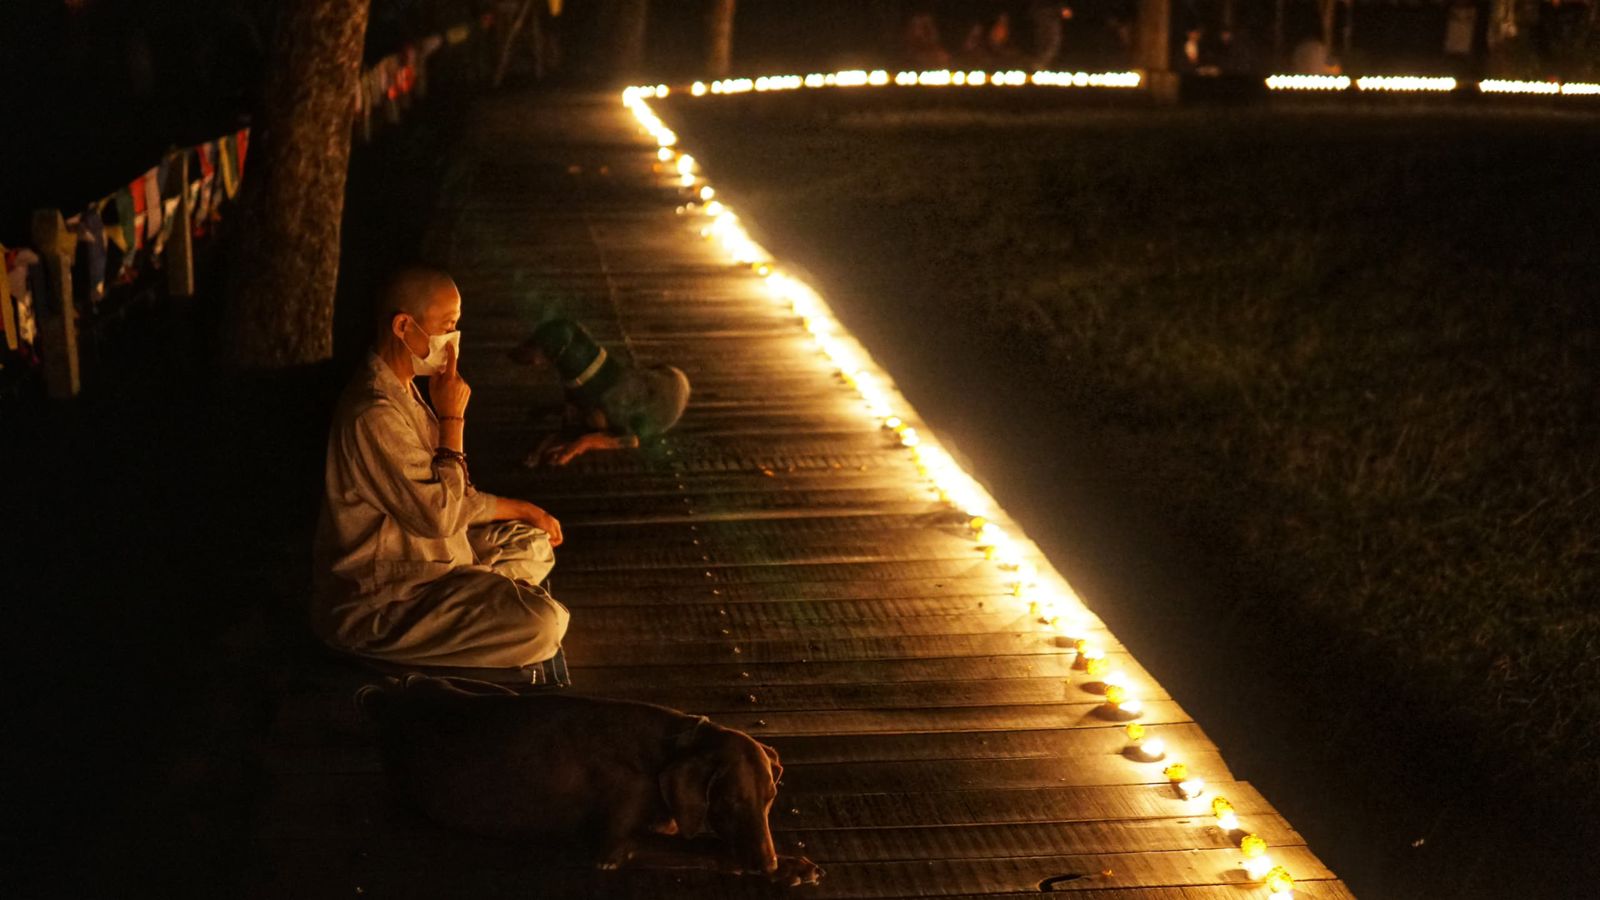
510 317 691 466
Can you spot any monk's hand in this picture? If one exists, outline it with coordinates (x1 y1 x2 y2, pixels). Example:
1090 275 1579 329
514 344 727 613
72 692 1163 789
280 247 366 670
522 502 563 546
543 432 638 467
430 341 471 418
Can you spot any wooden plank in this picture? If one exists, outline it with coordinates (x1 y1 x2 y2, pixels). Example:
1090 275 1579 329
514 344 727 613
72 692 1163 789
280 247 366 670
247 834 1342 900
583 672 1170 712
255 772 1281 841
763 722 1219 765
559 631 1078 667
685 700 1193 739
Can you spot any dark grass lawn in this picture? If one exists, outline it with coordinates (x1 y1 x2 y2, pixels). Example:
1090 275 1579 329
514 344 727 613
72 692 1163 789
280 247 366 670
667 97 1599 898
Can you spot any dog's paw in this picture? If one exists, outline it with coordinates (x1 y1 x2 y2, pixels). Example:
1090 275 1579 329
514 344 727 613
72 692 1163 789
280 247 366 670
770 855 823 886
598 841 638 871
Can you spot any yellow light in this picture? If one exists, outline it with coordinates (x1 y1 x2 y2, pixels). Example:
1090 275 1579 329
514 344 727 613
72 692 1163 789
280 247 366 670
654 84 669 97
1356 75 1456 92
1244 854 1276 880
1240 834 1267 858
1176 777 1204 799
868 70 890 86
1265 866 1294 894
691 81 707 96
1084 656 1109 677
1104 684 1127 706
1265 74 1350 91
1119 698 1143 716
1479 78 1559 95
1217 810 1240 831
968 516 987 532
657 147 674 162
699 185 716 201
1141 737 1165 758
1102 669 1129 688
1211 797 1233 818
1562 82 1600 95
704 200 725 216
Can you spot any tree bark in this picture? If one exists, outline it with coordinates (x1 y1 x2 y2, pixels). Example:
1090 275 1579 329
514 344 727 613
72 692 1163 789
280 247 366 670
706 0 735 78
1135 0 1170 72
221 0 369 368
604 0 650 80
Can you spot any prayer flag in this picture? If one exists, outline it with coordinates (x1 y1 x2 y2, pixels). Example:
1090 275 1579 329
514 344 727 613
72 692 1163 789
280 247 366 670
194 143 217 225
141 167 163 242
218 136 239 200
75 208 107 305
235 128 249 176
0 245 15 351
7 249 40 345
110 188 135 253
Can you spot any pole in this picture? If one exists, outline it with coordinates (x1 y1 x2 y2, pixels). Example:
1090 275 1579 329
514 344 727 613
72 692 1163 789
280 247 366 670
31 209 80 398
167 151 195 298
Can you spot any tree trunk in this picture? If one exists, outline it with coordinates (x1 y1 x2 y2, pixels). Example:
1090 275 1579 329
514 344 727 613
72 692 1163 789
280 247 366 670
1319 0 1338 54
706 0 735 78
604 0 650 80
221 0 369 368
1273 0 1286 65
495 0 539 88
1135 0 1170 72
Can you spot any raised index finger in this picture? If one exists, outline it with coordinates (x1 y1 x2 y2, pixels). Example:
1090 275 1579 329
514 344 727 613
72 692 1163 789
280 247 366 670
443 339 459 375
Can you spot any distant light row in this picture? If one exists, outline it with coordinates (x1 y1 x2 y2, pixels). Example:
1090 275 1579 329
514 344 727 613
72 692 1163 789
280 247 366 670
624 85 1298 899
1268 73 1600 95
629 70 1600 100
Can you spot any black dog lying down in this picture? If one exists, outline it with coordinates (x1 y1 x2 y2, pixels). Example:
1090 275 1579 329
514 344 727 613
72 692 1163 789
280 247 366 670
357 677 823 886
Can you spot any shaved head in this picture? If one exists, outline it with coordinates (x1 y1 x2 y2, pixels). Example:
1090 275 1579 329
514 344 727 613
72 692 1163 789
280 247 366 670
377 266 460 341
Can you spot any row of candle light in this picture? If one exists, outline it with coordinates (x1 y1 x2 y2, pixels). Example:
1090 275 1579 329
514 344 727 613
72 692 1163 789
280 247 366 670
635 68 1600 101
1268 73 1600 94
622 83 1296 898
681 68 1145 97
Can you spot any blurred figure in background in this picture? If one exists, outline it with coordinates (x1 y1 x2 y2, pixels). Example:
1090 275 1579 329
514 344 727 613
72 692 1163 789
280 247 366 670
903 9 951 67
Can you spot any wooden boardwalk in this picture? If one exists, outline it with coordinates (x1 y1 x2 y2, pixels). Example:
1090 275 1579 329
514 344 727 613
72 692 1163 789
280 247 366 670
248 91 1347 899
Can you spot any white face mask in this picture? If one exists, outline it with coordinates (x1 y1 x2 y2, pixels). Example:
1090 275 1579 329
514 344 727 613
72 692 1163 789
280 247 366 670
407 321 461 376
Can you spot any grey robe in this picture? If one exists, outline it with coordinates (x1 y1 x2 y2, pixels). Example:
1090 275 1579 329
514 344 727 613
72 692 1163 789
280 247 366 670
312 352 568 667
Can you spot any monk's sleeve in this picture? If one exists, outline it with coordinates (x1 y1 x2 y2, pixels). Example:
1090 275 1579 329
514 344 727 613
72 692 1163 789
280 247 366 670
466 486 501 525
345 402 478 540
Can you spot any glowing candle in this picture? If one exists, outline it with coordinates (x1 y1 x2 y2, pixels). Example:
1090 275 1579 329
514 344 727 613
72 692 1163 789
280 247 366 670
1265 865 1294 896
1244 854 1276 880
1176 777 1204 799
1212 797 1239 831
699 186 716 201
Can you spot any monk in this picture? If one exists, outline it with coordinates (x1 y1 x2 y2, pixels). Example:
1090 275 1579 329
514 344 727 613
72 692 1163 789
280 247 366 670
312 267 570 669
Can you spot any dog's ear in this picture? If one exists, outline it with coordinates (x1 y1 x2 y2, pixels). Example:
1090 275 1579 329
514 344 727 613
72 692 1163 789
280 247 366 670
758 742 783 785
660 753 721 837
